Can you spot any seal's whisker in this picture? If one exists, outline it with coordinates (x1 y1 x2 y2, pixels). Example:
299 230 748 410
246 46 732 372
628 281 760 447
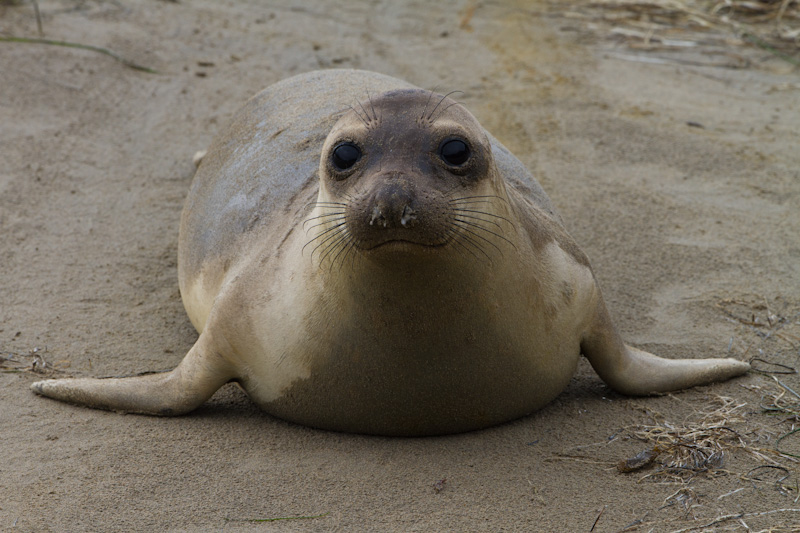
450 211 505 231
448 193 502 200
444 221 491 261
420 88 436 121
451 228 492 263
340 235 361 273
303 222 348 257
308 201 348 208
452 207 514 225
431 101 463 124
444 227 483 263
427 90 463 121
308 237 340 263
315 233 346 266
304 223 347 251
441 183 468 198
341 188 361 204
452 208 518 236
366 91 378 123
448 199 496 206
346 104 370 128
333 106 353 118
304 217 347 236
448 194 508 205
321 237 345 268
303 214 346 232
357 99 374 129
320 231 352 269
452 225 499 258
322 188 358 206
419 86 443 122
307 209 347 218
303 218 347 241
452 220 506 255
330 232 357 273
454 218 517 251
308 224 347 256
303 211 346 229
452 207 509 219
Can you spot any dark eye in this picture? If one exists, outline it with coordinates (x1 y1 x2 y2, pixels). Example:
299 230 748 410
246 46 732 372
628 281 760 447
331 143 361 171
439 139 470 166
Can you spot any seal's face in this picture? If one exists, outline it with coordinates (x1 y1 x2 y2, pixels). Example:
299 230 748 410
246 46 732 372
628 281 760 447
313 89 503 264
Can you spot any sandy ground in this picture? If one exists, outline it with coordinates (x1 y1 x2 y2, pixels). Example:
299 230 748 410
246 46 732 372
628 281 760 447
2 1 799 531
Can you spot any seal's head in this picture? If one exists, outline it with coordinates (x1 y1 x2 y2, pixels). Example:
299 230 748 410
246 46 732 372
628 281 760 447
312 89 507 265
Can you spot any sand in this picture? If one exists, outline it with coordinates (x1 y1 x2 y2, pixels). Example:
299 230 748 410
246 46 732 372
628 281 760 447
2 1 799 531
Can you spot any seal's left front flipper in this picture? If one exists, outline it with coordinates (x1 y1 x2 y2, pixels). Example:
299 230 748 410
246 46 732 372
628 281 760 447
30 332 234 415
581 297 750 396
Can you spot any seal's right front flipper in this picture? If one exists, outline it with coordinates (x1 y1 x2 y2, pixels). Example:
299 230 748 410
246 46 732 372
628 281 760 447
30 333 234 415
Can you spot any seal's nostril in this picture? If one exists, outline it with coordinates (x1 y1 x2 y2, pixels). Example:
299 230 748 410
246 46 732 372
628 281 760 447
400 205 416 227
369 206 386 227
369 181 415 229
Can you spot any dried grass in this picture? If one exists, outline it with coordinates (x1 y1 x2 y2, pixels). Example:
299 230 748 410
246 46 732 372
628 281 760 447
555 0 800 66
618 396 770 482
0 346 67 376
608 295 800 530
612 392 800 530
613 389 800 500
717 298 800 371
615 292 800 481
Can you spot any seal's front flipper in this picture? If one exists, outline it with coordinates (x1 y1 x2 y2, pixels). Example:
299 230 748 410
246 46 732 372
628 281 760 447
30 333 234 415
581 297 749 396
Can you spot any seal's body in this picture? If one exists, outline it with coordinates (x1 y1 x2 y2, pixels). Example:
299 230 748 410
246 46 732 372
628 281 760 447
32 70 748 435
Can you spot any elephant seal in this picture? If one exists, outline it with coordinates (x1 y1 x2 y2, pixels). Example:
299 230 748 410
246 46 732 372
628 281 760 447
31 70 749 436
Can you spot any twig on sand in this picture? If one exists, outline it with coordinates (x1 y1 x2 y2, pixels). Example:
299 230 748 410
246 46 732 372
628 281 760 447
32 0 43 36
0 36 159 73
0 346 67 376
589 505 607 531
742 31 800 66
669 508 800 533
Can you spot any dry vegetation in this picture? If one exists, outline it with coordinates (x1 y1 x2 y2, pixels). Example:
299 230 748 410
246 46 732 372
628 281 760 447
555 0 800 66
555 295 800 530
613 295 800 531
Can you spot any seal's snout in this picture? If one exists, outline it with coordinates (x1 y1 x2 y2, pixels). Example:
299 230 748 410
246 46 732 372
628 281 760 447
368 181 418 230
346 172 451 251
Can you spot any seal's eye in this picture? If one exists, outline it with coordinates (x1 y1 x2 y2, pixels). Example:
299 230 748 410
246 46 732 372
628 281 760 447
331 143 361 171
439 139 470 167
